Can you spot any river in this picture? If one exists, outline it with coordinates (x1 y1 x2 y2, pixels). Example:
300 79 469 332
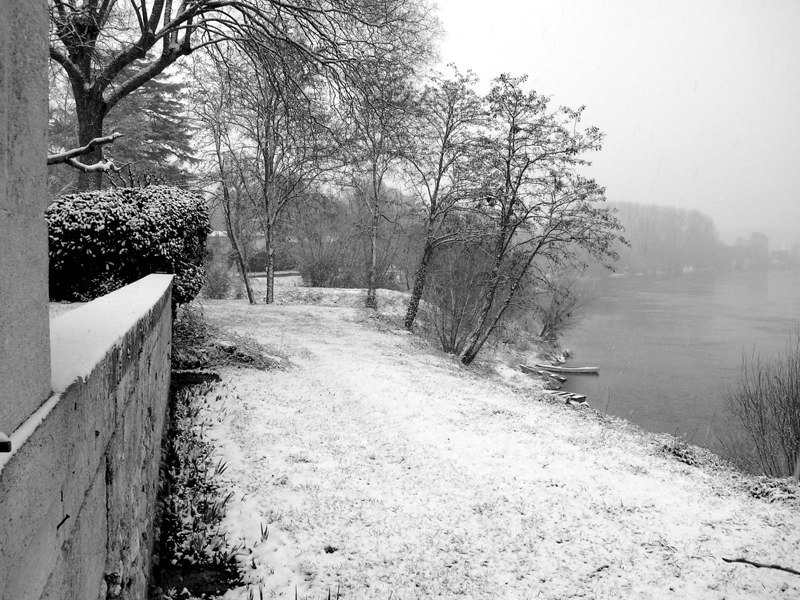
560 269 800 453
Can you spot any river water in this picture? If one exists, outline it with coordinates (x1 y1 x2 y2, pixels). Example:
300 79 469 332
560 269 800 452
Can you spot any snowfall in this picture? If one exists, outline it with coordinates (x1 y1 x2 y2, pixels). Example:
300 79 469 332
184 276 798 599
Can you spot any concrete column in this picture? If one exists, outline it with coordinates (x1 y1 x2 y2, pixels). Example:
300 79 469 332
0 0 50 436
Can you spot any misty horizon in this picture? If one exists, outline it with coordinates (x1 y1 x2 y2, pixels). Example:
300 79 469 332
434 0 800 246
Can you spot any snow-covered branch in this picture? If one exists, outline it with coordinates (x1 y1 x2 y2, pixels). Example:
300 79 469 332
60 158 126 174
47 132 124 166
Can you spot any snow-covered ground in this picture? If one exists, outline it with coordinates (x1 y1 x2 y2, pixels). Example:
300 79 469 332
190 279 799 599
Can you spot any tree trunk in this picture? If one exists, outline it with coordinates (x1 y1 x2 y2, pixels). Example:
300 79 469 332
459 245 505 364
404 237 435 330
366 209 379 309
223 206 255 304
459 307 491 365
461 272 520 365
792 450 800 481
241 262 255 304
232 239 256 305
265 221 275 304
461 242 538 365
74 93 109 191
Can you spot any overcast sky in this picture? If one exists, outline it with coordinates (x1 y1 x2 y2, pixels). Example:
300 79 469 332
433 0 800 245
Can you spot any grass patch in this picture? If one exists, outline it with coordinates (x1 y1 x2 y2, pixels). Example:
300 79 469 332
151 307 289 599
150 380 242 599
747 476 800 504
660 436 699 467
172 303 286 371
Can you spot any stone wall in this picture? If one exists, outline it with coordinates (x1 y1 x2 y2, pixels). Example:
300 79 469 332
0 274 174 600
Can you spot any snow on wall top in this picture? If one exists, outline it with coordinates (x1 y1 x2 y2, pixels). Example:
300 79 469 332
50 274 173 393
0 274 172 475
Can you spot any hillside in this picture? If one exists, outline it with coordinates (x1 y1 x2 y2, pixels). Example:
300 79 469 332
191 280 800 599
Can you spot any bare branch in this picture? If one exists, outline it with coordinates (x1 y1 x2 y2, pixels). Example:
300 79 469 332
722 557 800 577
47 132 124 165
49 46 84 85
63 157 127 174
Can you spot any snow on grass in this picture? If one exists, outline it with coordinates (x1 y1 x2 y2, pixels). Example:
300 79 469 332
191 292 800 600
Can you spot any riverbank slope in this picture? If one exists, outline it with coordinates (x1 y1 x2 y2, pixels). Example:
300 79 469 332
193 284 799 599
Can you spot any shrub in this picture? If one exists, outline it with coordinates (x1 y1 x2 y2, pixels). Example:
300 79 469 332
661 436 699 467
420 242 494 354
298 254 360 288
47 185 210 305
532 276 586 343
289 192 407 290
724 335 800 479
247 249 297 273
246 250 267 273
273 245 298 271
203 259 233 299
420 240 588 359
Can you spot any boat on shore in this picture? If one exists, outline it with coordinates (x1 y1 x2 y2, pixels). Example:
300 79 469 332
519 364 567 382
533 363 599 375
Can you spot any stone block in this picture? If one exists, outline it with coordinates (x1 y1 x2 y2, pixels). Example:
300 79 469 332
0 208 51 435
0 4 8 195
41 465 108 600
3 0 48 217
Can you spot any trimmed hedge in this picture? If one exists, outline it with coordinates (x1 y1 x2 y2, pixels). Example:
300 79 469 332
47 186 210 305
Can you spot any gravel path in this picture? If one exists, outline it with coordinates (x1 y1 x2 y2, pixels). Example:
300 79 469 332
196 297 800 600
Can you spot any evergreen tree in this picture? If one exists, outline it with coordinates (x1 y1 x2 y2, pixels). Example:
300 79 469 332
48 63 197 197
104 63 198 186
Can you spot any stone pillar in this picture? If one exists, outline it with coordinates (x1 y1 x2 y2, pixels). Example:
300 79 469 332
0 0 50 436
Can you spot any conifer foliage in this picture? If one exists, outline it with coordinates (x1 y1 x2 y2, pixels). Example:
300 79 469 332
48 64 196 195
102 64 198 184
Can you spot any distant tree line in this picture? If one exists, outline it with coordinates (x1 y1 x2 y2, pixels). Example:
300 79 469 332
605 202 797 275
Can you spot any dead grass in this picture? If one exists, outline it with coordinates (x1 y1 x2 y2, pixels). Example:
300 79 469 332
172 303 288 372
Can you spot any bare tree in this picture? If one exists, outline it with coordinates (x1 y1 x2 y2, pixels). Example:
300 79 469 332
212 144 259 305
458 75 624 365
193 48 258 303
48 0 436 189
233 46 336 302
341 61 417 308
401 66 485 329
192 41 337 302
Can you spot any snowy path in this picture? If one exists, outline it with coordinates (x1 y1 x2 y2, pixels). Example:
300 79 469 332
198 300 800 600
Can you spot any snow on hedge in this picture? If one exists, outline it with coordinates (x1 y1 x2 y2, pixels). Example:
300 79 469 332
47 185 209 305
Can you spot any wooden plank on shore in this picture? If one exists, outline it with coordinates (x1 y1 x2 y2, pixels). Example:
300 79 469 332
544 391 588 403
